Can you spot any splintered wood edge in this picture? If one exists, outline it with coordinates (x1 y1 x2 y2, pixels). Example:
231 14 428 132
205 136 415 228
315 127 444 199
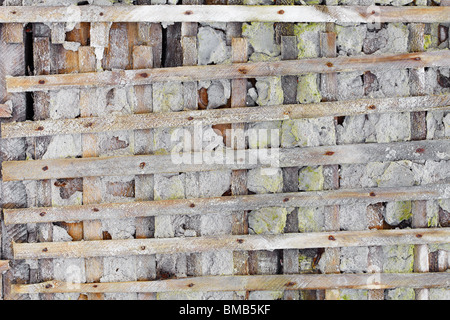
3 184 450 225
2 139 449 181
10 273 450 294
2 94 450 138
5 50 450 92
12 228 450 260
0 5 449 23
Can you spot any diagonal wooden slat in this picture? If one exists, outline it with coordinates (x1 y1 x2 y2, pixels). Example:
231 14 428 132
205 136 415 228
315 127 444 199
12 228 450 260
4 184 449 225
2 139 449 181
2 94 449 139
6 51 450 92
10 272 450 294
0 5 449 24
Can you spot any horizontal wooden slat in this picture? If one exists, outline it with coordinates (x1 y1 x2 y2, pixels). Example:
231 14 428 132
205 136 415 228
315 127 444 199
13 228 450 259
0 261 10 274
6 51 450 92
4 184 449 225
11 273 450 294
0 5 449 24
2 94 449 138
0 102 12 118
2 140 449 181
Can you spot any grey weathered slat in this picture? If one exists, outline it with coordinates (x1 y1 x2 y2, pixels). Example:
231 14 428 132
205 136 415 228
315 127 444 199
6 51 450 92
2 139 449 181
12 228 450 260
11 272 450 294
4 184 448 225
0 5 449 23
3 94 448 139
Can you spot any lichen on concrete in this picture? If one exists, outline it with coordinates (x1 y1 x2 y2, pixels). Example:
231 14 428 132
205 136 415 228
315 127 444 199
293 23 324 59
298 206 324 233
254 76 284 106
339 289 368 300
247 121 281 149
298 166 324 191
384 201 412 226
281 118 336 148
248 207 290 234
386 288 415 300
247 167 283 194
297 73 321 104
152 82 184 113
382 244 414 273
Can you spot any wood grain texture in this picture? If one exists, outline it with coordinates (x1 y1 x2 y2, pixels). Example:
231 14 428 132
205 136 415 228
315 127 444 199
231 37 249 280
11 272 450 294
3 94 448 139
6 51 450 92
5 184 448 225
0 5 449 23
12 227 450 259
3 139 449 181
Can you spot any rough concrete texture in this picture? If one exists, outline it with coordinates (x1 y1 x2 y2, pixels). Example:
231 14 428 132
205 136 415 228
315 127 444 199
197 26 230 65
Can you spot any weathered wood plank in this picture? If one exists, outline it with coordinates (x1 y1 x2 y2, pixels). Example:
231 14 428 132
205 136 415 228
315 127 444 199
231 37 249 280
0 6 449 23
7 51 450 92
409 21 429 301
10 272 450 294
5 184 448 225
79 43 104 301
3 94 448 139
2 140 448 181
12 228 450 260
320 29 340 301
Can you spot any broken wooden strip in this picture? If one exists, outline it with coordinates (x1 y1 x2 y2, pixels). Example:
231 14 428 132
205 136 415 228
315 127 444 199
320 29 341 301
7 51 450 92
0 261 10 274
12 228 450 260
10 272 450 294
3 139 449 181
5 184 448 225
1 5 449 23
0 101 12 118
231 37 250 279
3 94 449 139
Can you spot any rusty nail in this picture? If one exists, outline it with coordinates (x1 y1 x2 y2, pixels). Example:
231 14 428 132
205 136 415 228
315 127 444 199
328 235 336 241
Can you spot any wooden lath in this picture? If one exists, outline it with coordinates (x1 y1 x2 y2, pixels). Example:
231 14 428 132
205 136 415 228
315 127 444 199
2 139 449 181
13 228 450 260
4 184 449 225
0 5 449 24
11 273 450 294
6 51 450 92
2 94 449 139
